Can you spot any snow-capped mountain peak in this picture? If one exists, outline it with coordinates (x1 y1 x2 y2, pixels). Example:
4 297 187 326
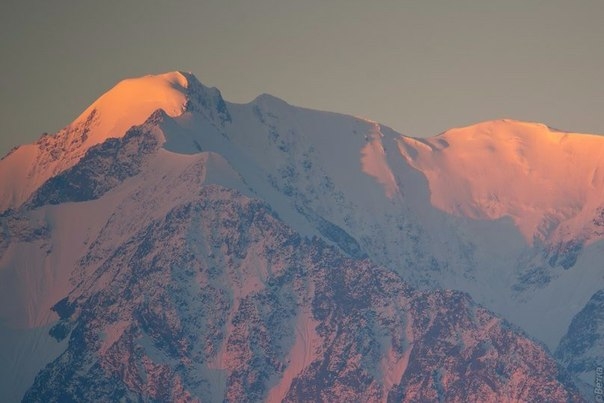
0 71 222 212
398 118 604 244
70 71 190 146
1 71 601 400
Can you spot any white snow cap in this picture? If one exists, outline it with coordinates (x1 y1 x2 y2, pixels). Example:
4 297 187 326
72 71 191 144
398 119 604 242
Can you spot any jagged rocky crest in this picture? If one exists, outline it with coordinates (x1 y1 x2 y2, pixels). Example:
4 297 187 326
27 123 161 208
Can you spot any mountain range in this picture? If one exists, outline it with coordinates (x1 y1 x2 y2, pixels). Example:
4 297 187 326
1 71 601 401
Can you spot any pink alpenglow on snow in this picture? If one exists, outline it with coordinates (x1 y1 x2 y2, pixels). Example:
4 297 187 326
0 72 190 212
398 119 604 244
0 71 596 401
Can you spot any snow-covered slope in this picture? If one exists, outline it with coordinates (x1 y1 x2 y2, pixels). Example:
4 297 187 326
21 186 585 402
149 83 603 353
1 71 601 400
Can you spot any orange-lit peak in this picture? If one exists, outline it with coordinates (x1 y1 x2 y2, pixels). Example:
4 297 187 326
432 119 570 144
71 71 191 144
399 119 604 243
0 71 196 212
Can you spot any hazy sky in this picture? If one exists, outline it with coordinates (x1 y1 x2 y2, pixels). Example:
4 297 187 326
1 1 604 156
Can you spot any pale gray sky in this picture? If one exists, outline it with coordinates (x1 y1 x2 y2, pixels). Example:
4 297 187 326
1 1 603 156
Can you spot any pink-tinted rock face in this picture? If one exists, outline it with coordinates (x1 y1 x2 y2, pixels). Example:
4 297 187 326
22 187 584 402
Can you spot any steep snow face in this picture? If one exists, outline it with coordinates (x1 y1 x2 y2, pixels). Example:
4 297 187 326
360 119 400 199
0 72 189 212
398 120 604 244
